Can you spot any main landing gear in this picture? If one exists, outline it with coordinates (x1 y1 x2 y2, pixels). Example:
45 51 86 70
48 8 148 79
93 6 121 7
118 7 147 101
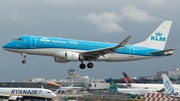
21 53 27 64
79 62 94 69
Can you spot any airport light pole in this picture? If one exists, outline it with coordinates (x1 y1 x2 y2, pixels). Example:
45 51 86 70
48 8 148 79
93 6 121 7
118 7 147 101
45 66 48 101
45 66 48 81
4 65 7 82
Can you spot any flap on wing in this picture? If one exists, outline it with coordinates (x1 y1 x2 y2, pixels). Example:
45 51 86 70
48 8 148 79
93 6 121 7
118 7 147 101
149 49 176 54
81 35 132 57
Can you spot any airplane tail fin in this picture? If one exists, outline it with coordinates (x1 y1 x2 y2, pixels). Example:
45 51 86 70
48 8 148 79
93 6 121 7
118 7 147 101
70 84 73 87
109 78 118 92
135 21 172 50
162 74 176 95
122 72 135 83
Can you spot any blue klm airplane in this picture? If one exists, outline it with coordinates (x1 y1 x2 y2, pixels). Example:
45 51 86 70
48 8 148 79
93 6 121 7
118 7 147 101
3 21 175 69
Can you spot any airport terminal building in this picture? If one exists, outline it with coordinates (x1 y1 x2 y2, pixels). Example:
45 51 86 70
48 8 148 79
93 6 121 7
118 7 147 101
0 68 180 91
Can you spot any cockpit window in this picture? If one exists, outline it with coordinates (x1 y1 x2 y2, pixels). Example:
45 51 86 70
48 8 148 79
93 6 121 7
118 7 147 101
47 91 52 93
12 38 23 41
18 38 22 41
12 38 17 40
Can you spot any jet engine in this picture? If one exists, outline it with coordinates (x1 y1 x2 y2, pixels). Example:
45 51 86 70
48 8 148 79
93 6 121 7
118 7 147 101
130 94 137 98
54 51 84 63
9 96 22 101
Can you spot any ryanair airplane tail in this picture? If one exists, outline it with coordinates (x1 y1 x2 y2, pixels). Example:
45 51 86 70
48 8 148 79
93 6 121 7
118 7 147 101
135 20 172 50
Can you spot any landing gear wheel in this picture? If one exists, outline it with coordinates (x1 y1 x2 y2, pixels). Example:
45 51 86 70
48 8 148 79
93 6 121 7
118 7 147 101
79 64 86 69
87 63 94 68
22 60 26 64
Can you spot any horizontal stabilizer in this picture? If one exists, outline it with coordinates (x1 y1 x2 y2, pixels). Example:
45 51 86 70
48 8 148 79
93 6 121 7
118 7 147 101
149 49 176 55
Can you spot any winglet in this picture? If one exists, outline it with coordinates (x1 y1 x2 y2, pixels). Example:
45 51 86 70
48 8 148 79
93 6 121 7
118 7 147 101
115 35 132 49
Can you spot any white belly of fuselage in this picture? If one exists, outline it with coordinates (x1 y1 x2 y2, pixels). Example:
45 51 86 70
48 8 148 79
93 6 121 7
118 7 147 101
4 48 158 62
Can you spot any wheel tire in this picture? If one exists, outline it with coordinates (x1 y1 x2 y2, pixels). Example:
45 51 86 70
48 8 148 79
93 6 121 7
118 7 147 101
79 64 86 69
87 63 94 68
22 60 26 64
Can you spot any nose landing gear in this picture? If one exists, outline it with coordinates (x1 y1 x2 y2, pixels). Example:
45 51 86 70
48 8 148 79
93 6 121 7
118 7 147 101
22 60 26 64
21 53 27 64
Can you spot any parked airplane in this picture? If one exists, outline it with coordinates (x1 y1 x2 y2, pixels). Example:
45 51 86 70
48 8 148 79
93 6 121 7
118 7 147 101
54 84 82 94
162 74 180 98
118 72 180 91
3 21 175 69
0 87 56 101
109 78 156 98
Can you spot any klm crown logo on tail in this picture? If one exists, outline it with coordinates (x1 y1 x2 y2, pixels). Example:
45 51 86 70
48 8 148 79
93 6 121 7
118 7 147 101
165 80 178 96
151 32 166 42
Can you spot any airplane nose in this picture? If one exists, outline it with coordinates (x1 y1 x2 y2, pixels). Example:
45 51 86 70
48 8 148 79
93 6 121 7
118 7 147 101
2 42 12 49
51 93 57 98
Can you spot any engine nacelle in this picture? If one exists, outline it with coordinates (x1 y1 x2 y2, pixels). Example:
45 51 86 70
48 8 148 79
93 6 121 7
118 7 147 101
9 96 22 100
130 94 137 98
54 51 83 63
65 52 79 62
54 57 67 63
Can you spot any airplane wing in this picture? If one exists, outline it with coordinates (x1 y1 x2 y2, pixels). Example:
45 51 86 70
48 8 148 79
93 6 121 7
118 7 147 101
149 49 176 55
81 35 132 57
0 94 10 99
0 94 10 97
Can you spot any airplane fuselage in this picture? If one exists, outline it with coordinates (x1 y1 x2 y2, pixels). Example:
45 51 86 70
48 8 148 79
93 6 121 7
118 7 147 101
118 83 180 91
117 88 155 95
3 36 163 62
0 87 56 100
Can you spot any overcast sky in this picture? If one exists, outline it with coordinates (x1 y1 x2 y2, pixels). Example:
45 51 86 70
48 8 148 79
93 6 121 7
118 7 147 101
0 0 180 82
